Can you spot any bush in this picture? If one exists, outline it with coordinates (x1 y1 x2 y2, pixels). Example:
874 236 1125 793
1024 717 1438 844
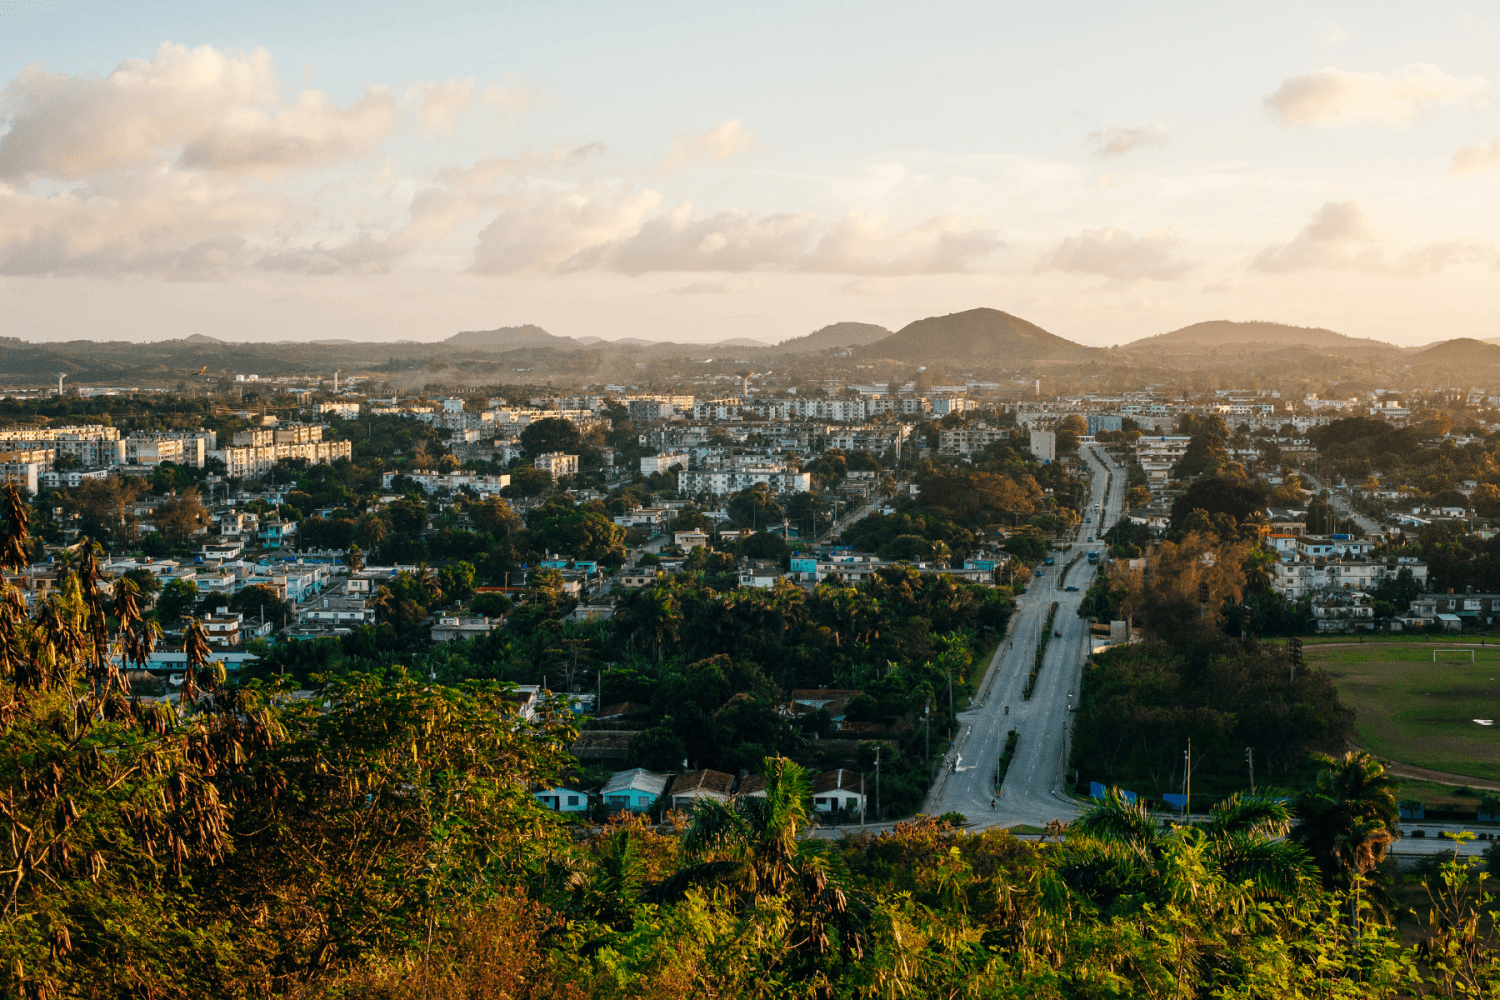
1411 829 1426 838
938 812 967 826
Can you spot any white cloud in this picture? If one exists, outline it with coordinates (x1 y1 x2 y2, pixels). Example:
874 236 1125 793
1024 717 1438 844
1450 136 1500 175
1264 64 1489 127
1088 125 1166 157
0 43 541 277
655 119 756 174
1395 238 1500 274
1251 200 1383 272
470 187 663 275
1037 227 1193 281
669 278 762 294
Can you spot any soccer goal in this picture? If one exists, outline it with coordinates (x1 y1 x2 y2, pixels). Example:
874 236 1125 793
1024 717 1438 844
1434 649 1476 663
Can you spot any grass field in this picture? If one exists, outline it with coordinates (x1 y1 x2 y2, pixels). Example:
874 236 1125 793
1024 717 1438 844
1306 643 1500 780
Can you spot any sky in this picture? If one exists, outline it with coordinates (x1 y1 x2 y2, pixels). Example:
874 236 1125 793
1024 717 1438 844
2 1 1499 347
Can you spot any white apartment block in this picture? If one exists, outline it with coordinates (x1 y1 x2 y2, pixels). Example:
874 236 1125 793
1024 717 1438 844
534 452 580 480
318 402 361 420
939 425 1011 456
1269 558 1428 600
0 426 124 467
380 471 511 495
211 424 352 478
678 468 812 495
641 452 690 475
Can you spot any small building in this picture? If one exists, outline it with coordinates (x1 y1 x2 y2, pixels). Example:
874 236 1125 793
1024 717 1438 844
601 768 669 813
431 614 494 642
809 769 868 814
618 569 661 588
534 786 589 813
259 519 297 549
666 769 736 811
738 559 783 588
674 530 710 549
200 609 242 647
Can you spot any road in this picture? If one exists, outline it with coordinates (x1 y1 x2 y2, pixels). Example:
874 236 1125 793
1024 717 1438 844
1302 472 1385 538
928 443 1126 828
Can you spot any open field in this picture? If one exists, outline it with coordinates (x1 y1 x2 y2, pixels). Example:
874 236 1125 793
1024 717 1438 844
1306 644 1500 780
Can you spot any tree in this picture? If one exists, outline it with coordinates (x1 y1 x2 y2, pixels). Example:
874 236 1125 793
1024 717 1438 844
439 561 477 601
729 486 783 529
1168 475 1268 532
521 417 582 458
228 583 292 624
156 577 200 623
1293 751 1400 892
470 495 520 535
1126 485 1152 509
646 757 868 970
629 727 687 770
1171 415 1229 479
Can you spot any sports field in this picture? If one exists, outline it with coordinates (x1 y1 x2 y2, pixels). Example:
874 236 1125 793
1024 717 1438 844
1305 643 1500 779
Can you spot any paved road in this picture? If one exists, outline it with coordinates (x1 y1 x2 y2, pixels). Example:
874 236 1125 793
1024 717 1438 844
1301 472 1385 537
929 443 1125 828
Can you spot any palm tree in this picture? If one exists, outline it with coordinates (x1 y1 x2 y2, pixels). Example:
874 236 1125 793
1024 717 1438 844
415 563 443 604
346 543 365 574
1068 788 1313 906
646 757 869 964
1293 751 1400 934
359 514 387 559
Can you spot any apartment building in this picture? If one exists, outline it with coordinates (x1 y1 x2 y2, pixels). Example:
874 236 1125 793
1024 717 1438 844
534 452 580 480
678 467 812 495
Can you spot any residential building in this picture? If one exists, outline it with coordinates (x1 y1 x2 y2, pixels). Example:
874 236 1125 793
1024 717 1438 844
1028 429 1056 462
431 614 495 642
201 609 242 647
258 519 297 549
534 452 580 480
810 769 868 814
600 768 670 813
534 786 589 812
641 452 690 475
379 471 511 495
665 769 735 811
1311 592 1375 632
678 468 811 495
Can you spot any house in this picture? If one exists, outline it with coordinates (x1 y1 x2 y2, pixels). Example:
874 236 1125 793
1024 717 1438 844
787 689 863 730
259 519 297 549
534 786 589 813
618 569 661 589
569 730 638 766
665 769 736 811
674 530 710 549
1412 589 1500 626
810 769 868 814
738 559 783 588
431 614 495 642
201 609 242 647
600 768 670 813
564 603 615 623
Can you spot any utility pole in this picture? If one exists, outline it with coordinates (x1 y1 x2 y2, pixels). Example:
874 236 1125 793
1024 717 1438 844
875 745 881 822
947 669 954 739
924 699 930 762
1246 746 1255 794
1184 739 1193 820
860 771 866 827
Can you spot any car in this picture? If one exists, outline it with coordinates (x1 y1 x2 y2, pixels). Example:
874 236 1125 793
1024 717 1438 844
1065 585 1079 592
1087 535 1093 542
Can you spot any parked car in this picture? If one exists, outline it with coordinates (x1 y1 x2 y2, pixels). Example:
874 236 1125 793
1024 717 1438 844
1065 585 1079 592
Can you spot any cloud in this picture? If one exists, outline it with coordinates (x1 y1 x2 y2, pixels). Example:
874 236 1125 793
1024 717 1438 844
1264 64 1489 127
1251 200 1383 272
1395 238 1500 274
471 190 1000 277
669 278 761 294
1451 136 1500 175
0 43 543 277
655 119 756 174
1088 125 1166 157
0 171 290 278
0 43 406 181
1036 227 1194 281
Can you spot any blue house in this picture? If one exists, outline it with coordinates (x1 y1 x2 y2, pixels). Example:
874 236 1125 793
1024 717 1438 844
601 768 669 813
259 519 297 550
540 556 570 570
534 786 589 813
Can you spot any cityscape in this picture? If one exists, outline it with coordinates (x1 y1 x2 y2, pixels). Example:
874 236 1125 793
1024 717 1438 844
5 2 1500 997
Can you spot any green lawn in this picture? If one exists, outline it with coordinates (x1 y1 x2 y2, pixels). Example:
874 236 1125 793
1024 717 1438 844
1306 644 1500 780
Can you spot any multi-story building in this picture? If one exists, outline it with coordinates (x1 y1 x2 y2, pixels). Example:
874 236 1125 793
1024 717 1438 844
678 468 812 496
380 471 512 495
939 425 1011 457
534 453 580 480
640 452 690 475
211 424 352 477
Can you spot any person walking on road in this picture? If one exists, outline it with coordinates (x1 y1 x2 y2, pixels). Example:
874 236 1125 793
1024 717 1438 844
990 798 997 812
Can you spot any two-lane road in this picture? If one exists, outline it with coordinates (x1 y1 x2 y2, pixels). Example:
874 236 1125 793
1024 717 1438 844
930 443 1126 827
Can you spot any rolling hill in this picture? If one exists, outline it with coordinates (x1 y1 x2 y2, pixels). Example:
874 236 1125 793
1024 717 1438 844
776 322 892 353
1406 338 1500 367
444 325 577 350
858 308 1098 367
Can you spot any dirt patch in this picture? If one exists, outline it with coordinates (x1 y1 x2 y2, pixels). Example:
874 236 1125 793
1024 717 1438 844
1382 760 1500 791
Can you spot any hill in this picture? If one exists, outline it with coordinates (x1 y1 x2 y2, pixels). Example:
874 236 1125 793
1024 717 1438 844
444 325 576 350
1122 320 1394 351
777 322 892 353
1406 338 1500 366
859 308 1097 367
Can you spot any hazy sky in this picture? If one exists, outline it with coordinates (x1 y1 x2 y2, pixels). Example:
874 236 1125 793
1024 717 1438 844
3 1 1499 346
